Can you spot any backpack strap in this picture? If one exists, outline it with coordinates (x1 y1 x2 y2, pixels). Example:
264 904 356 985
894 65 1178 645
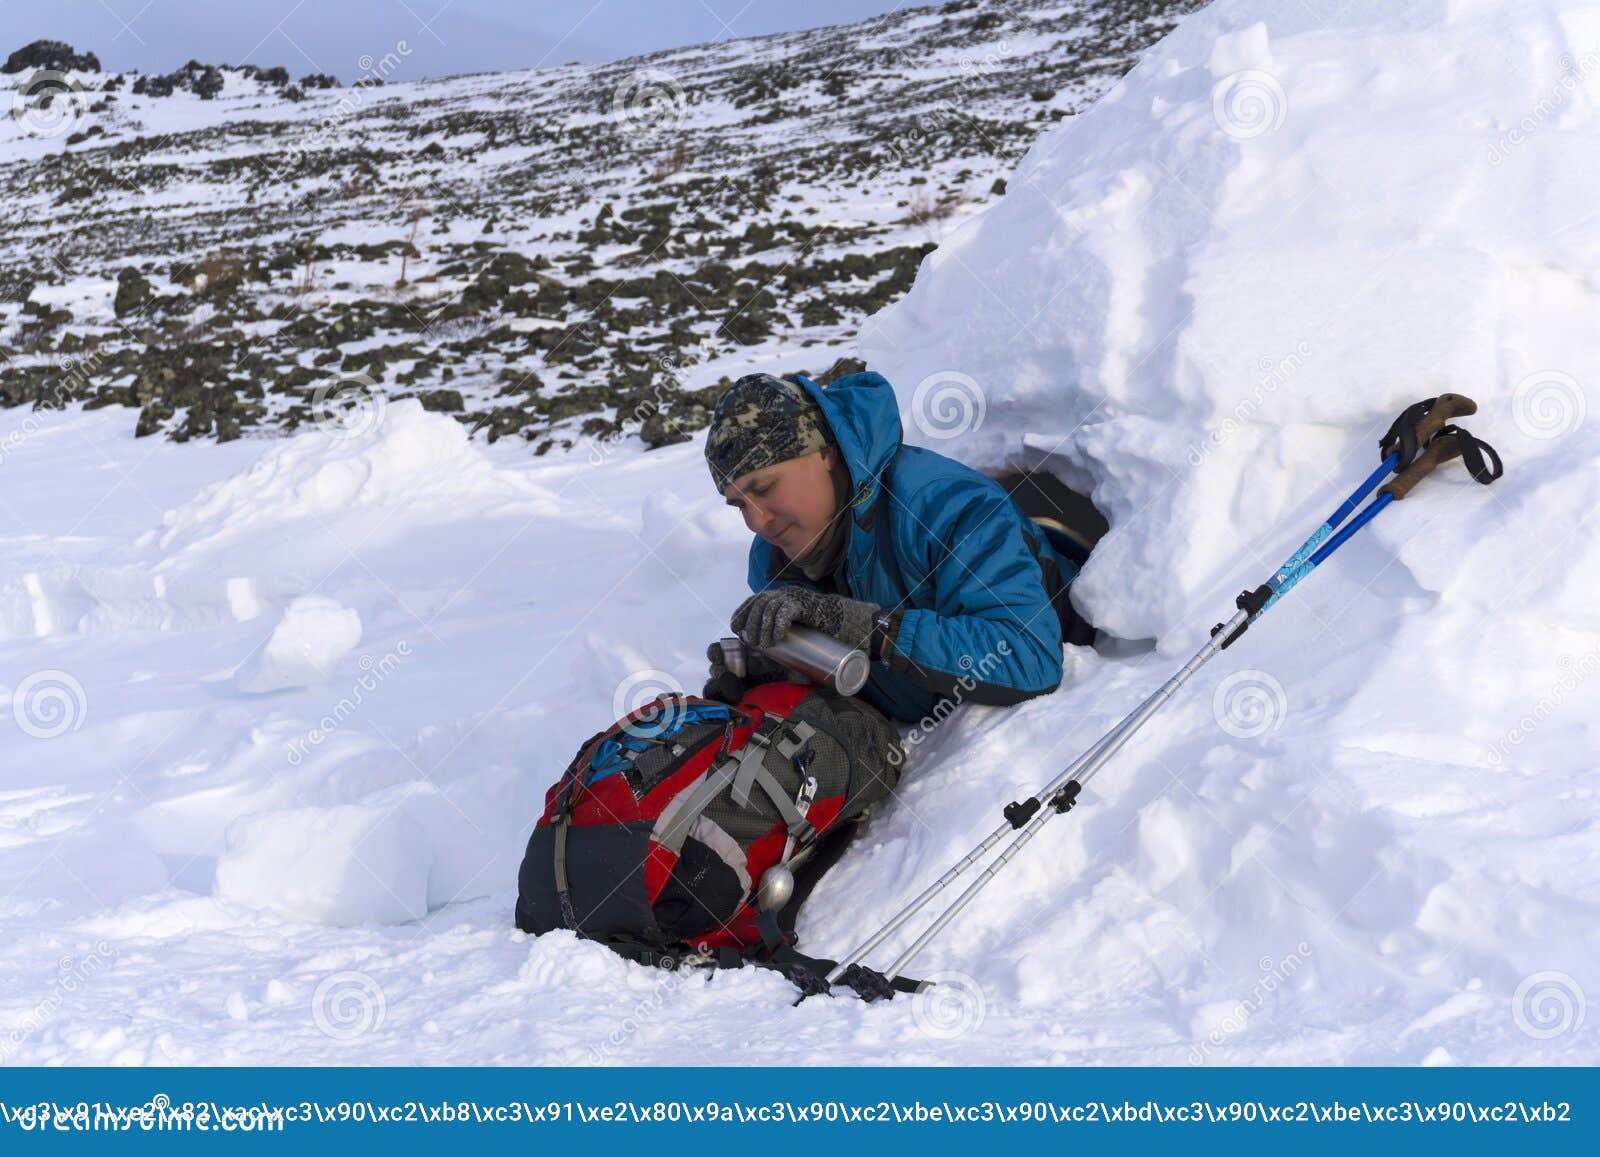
552 823 576 930
545 718 623 933
651 716 820 858
652 754 744 854
549 775 581 930
579 928 924 1002
730 716 818 845
729 716 809 804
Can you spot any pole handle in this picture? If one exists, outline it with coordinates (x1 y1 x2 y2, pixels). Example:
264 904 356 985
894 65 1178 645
1378 433 1462 500
1381 394 1477 471
1412 393 1476 446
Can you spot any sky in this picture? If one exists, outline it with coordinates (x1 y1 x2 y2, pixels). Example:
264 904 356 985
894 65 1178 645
1 0 919 83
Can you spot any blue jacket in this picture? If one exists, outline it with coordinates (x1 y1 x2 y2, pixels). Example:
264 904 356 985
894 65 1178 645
746 372 1081 723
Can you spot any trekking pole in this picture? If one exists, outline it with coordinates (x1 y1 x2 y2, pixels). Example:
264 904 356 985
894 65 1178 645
822 720 1131 984
827 395 1498 989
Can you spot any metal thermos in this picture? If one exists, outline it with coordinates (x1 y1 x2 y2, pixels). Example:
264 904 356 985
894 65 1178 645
717 626 870 696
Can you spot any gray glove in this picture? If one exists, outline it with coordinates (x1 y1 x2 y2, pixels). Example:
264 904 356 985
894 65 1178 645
731 587 881 654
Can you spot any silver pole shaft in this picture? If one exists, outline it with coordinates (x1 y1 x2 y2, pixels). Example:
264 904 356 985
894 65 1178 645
1076 607 1243 792
882 608 1248 980
886 805 1052 980
824 819 1013 984
823 714 1134 985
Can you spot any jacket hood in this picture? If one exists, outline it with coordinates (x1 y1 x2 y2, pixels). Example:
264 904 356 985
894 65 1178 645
790 371 903 520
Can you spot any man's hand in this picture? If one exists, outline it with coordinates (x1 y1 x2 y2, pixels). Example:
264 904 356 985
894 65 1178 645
703 640 795 702
705 640 793 683
732 587 881 654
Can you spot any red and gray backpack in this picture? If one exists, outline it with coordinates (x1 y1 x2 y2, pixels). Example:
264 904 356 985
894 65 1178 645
515 682 916 994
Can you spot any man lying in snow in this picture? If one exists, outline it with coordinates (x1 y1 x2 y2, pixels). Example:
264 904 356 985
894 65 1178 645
703 370 1093 724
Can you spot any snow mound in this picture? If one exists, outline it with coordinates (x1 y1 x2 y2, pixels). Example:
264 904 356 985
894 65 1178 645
862 0 1600 647
215 804 431 926
212 774 529 926
235 596 362 693
143 399 558 560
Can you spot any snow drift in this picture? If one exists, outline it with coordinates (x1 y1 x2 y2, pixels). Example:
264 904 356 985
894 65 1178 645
850 0 1599 1060
863 0 1600 652
3 0 1598 1065
234 596 363 693
143 398 559 561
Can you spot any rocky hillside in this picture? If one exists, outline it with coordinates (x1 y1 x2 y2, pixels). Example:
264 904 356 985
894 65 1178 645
0 1 1196 453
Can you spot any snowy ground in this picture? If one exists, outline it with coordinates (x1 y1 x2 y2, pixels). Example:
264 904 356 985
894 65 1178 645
3 0 1598 1066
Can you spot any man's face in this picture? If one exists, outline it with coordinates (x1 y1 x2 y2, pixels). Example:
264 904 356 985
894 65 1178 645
722 446 842 562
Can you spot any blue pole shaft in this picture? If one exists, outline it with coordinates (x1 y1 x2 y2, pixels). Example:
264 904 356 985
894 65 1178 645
1260 453 1397 611
1309 491 1391 567
1326 454 1397 528
1260 485 1398 613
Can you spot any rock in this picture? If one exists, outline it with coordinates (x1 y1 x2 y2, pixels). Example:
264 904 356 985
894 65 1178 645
4 40 101 75
415 389 464 412
815 356 866 385
639 411 692 449
113 267 152 318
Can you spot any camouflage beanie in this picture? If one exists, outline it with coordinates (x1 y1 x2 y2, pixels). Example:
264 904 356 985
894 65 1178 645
705 373 832 491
